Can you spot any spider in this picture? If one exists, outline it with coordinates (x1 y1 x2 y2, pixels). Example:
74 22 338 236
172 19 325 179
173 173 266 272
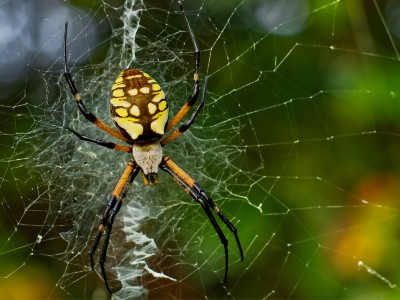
63 1 243 293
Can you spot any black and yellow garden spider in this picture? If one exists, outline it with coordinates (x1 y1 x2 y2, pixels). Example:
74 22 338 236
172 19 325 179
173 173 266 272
63 1 243 293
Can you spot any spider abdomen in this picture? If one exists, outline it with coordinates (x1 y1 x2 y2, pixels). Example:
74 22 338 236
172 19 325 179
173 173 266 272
110 68 169 142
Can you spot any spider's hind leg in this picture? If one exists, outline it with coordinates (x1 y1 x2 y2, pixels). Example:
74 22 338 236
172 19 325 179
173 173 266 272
159 156 244 282
88 160 140 293
192 182 244 262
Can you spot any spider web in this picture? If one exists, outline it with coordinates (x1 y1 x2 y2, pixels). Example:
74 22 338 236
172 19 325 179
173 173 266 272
1 0 400 299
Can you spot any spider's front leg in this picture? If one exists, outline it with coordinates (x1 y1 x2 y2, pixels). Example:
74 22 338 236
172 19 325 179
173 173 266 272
163 1 201 133
89 159 140 293
161 76 208 146
63 22 129 143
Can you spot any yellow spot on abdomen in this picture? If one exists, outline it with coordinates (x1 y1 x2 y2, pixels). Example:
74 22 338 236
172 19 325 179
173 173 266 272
152 91 165 103
151 109 169 135
112 83 126 90
110 98 130 107
158 100 167 111
115 108 128 117
115 75 124 84
152 84 161 91
113 89 125 98
148 103 157 115
140 87 150 94
125 74 143 79
114 117 143 140
130 105 140 116
128 88 138 96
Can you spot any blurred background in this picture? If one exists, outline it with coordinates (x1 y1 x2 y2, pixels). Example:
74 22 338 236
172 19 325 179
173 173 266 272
1 0 400 299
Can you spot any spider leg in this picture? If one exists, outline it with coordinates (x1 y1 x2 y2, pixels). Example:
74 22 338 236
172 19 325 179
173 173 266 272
192 182 244 262
160 156 243 282
63 22 130 143
161 76 207 146
89 194 116 270
89 159 140 293
99 197 123 293
67 127 132 152
165 1 200 133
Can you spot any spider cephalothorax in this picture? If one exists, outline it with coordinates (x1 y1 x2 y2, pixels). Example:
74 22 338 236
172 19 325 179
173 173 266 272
63 1 243 293
132 141 162 184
